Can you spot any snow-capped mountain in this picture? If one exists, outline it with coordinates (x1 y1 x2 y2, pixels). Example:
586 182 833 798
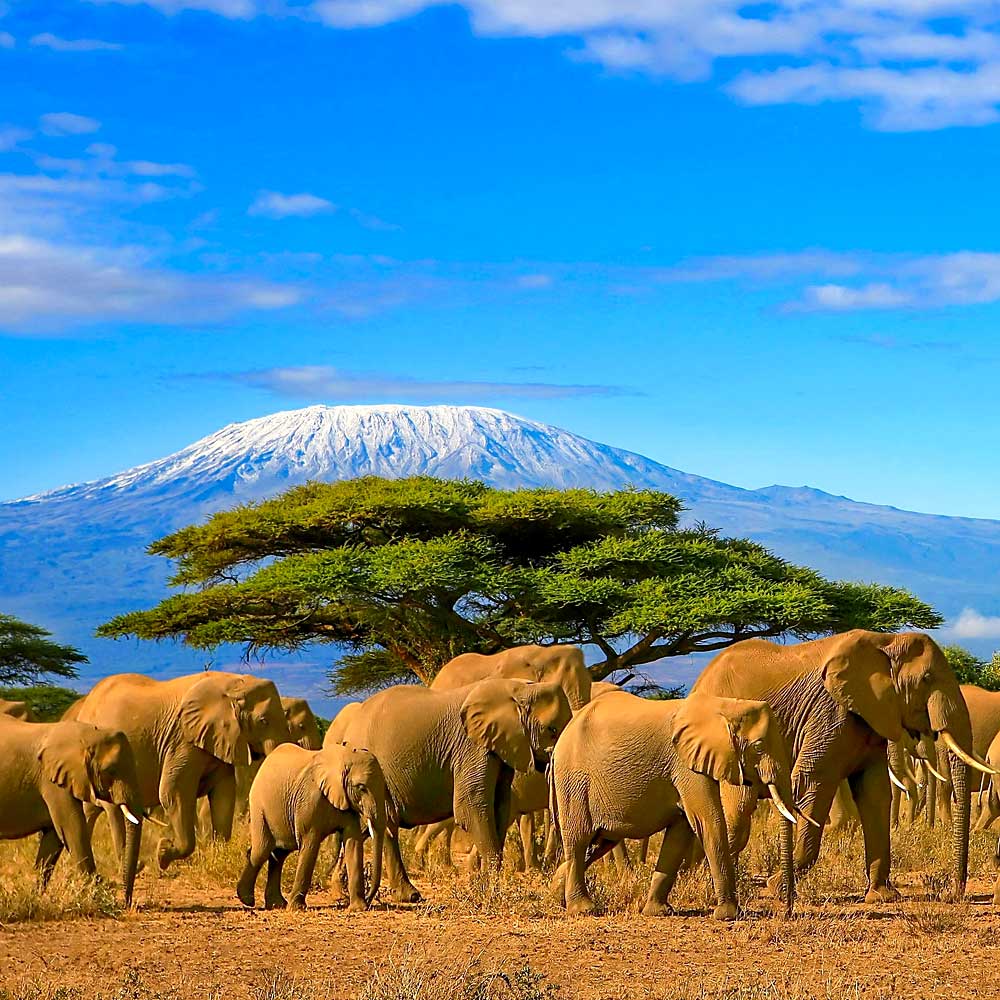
3 403 1000 708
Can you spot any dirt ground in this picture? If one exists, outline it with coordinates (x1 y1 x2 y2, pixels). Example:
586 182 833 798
4 852 1000 1000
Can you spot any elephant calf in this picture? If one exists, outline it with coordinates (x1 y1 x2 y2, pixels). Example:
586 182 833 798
237 742 387 911
0 718 146 905
550 690 799 919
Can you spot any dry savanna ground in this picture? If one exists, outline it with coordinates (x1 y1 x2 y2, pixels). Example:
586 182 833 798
3 810 1000 1000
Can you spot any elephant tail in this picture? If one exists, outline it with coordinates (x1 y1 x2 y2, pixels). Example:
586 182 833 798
546 761 561 846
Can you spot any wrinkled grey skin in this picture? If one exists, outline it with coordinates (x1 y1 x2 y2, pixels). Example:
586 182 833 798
0 718 145 905
327 678 572 902
68 671 291 870
237 743 387 911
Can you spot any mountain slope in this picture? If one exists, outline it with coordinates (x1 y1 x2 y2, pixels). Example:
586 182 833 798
3 404 999 707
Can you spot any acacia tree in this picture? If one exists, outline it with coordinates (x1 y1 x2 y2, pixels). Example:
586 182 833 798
99 477 943 695
0 613 86 686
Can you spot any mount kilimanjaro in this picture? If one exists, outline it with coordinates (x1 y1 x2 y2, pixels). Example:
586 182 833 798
3 403 999 707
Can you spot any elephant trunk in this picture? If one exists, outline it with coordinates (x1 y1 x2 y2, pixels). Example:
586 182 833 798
121 816 142 909
778 814 794 916
928 688 974 899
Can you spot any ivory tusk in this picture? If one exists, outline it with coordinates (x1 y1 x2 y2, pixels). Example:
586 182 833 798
143 812 169 828
922 759 947 783
767 785 798 825
796 807 822 829
367 818 375 840
940 731 1000 775
888 768 909 796
121 805 140 826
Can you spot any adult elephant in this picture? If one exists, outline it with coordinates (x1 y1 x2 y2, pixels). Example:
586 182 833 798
0 698 35 721
0 718 145 905
68 671 290 869
551 690 799 918
691 630 991 902
327 678 572 901
431 644 591 710
282 697 323 750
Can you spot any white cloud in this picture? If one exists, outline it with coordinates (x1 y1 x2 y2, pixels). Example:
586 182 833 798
248 190 336 219
0 31 14 49
952 608 1000 639
0 234 303 333
666 249 1000 312
201 364 637 400
39 112 101 137
30 33 123 52
100 0 1000 131
0 126 31 152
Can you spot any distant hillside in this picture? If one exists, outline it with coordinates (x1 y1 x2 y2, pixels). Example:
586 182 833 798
3 403 998 712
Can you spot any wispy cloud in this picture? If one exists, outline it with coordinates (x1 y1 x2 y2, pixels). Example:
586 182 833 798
666 250 1000 313
30 33 123 53
39 112 101 137
192 364 639 401
0 234 304 334
0 32 13 49
90 1 1000 131
952 607 1000 640
0 126 30 152
248 190 335 219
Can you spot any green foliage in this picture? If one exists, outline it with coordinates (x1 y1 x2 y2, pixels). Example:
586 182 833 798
943 645 1000 692
0 685 82 721
0 614 86 686
98 477 943 696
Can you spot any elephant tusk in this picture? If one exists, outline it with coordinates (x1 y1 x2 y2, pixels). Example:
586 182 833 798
143 812 169 828
767 785 797 825
367 818 375 840
888 768 909 796
920 758 947 783
121 805 140 826
940 731 1000 776
796 807 821 829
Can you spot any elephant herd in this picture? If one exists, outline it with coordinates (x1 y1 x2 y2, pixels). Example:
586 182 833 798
2 630 1000 919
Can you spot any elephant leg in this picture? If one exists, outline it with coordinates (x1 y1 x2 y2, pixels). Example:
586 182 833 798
383 831 421 903
207 769 237 841
685 789 738 921
562 834 598 916
50 800 97 878
343 830 367 912
849 763 898 903
237 815 274 908
638 837 650 865
642 815 694 917
289 831 324 911
519 813 539 871
325 830 346 896
264 848 290 910
890 784 901 829
610 841 632 871
35 829 64 889
992 835 1000 906
157 768 201 870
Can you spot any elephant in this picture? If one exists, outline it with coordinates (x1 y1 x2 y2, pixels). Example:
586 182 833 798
67 671 291 870
0 698 35 721
550 689 799 919
237 742 387 911
431 644 591 710
282 697 323 750
326 677 572 901
0 718 145 905
691 630 992 902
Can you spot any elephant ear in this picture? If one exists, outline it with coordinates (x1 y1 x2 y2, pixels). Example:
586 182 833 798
316 753 351 811
179 677 248 766
460 680 533 772
39 730 94 802
822 634 905 743
670 697 743 784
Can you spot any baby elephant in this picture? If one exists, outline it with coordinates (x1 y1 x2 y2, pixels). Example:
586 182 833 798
237 742 387 911
551 690 800 919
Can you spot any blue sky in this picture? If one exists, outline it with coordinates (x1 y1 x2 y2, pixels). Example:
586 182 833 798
3 0 1000 517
